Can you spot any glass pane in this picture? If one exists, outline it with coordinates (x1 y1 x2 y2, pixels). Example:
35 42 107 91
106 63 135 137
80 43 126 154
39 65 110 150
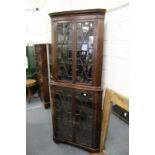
57 23 73 81
54 88 72 140
74 92 94 146
76 22 94 84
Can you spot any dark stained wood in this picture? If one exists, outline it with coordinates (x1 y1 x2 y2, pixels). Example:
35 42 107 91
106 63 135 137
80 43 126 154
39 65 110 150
94 19 105 86
51 22 57 81
92 19 98 86
95 92 103 148
53 136 100 152
49 9 106 18
35 44 51 109
51 15 105 87
51 81 102 91
50 86 57 138
49 9 106 152
72 21 76 83
50 15 105 22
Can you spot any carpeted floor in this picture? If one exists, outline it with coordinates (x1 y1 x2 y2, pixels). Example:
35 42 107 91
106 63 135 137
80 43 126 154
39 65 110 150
26 99 129 155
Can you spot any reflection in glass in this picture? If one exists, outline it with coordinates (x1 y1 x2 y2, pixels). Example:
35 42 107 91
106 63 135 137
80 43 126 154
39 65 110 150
57 23 73 81
76 22 94 83
74 92 94 146
54 89 72 140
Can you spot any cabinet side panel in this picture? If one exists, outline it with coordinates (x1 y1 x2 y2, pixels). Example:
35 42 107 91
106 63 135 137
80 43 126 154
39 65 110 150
94 18 105 86
94 92 103 148
51 22 57 81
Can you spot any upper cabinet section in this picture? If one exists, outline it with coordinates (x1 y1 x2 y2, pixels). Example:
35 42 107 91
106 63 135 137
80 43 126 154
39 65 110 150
49 9 106 87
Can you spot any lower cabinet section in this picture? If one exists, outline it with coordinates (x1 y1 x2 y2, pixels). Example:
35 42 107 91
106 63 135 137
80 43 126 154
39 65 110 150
51 85 102 152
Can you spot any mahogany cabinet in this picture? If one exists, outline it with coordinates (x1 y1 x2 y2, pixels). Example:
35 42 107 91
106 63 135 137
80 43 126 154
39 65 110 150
49 9 106 152
35 44 51 109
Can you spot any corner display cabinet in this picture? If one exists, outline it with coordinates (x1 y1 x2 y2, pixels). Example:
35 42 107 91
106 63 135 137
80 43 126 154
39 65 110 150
49 9 106 152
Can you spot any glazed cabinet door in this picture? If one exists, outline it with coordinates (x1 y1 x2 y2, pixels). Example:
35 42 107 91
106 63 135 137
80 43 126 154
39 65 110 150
56 22 74 82
75 21 95 85
52 86 101 150
53 87 73 141
74 91 95 147
53 20 97 86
